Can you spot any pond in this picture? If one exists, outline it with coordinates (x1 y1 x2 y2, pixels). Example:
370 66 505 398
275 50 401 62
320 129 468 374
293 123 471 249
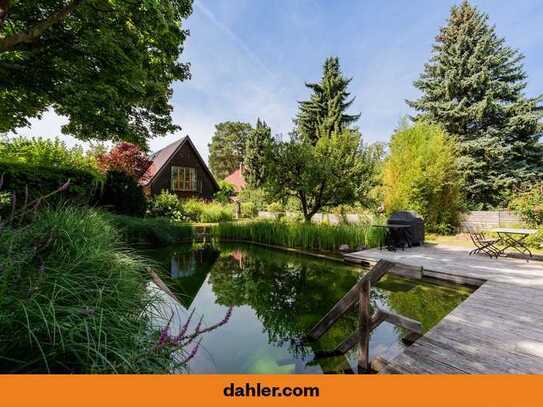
146 243 474 374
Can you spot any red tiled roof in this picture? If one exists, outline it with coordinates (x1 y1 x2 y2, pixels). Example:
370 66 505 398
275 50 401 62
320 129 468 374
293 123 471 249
224 166 246 192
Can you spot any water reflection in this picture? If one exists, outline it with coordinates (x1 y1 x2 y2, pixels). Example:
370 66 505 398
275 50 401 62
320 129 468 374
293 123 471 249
146 243 472 374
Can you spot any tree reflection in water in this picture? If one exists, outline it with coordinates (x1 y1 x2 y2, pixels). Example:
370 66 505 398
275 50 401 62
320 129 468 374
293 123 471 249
146 243 472 373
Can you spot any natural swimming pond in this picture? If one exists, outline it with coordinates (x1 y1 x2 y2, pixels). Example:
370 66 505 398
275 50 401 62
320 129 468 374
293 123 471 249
146 243 473 374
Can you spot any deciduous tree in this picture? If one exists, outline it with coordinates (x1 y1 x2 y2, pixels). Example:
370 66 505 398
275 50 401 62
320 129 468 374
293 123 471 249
0 0 193 147
265 129 370 222
97 142 152 181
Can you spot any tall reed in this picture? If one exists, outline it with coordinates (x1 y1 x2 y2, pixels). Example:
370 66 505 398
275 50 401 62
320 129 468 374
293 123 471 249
213 221 383 252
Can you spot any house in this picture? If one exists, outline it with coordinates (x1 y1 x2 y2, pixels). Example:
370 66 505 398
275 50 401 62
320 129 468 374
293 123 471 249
224 164 247 193
142 136 219 199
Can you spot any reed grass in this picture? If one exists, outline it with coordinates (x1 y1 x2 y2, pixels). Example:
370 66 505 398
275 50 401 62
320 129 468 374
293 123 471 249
0 207 176 373
213 220 383 252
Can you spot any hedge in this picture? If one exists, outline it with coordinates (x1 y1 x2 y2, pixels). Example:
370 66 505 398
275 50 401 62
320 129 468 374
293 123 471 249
0 160 102 206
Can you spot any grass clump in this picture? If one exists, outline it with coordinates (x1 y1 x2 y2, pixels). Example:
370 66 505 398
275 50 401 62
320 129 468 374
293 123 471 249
213 220 382 252
0 207 174 373
103 212 193 246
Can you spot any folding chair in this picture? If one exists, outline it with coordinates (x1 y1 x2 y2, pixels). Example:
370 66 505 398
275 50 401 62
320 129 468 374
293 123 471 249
466 226 502 258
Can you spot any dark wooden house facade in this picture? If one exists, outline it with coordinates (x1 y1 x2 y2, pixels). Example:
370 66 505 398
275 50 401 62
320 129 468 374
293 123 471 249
142 136 219 199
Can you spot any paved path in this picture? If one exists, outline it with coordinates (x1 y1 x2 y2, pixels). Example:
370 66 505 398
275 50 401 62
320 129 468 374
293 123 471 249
344 245 543 373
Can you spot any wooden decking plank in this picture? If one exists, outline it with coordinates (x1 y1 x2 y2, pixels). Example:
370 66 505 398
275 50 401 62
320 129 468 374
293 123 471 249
343 245 543 374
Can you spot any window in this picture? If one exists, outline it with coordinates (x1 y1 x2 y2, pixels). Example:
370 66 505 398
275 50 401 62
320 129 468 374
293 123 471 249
171 166 197 191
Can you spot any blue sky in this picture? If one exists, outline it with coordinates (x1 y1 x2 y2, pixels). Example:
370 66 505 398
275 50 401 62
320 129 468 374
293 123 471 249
13 0 543 162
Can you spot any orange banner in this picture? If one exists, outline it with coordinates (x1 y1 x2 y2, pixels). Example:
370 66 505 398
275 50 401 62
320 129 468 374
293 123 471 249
0 375 542 407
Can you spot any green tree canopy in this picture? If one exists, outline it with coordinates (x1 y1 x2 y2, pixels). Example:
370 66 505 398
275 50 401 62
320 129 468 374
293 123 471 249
407 0 543 208
383 121 464 233
295 57 360 144
208 121 253 180
244 118 272 189
265 129 372 222
0 0 193 147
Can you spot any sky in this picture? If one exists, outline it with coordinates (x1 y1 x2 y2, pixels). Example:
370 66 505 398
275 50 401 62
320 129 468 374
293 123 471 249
10 0 543 163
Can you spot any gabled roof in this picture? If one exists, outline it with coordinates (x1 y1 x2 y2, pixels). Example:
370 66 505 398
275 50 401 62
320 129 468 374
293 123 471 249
142 136 219 189
224 165 246 192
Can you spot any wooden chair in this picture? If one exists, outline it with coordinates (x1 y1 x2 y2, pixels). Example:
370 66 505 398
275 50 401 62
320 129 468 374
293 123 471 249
466 226 501 258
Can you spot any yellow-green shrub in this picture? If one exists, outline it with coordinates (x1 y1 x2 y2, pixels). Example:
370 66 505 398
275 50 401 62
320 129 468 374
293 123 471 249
383 121 464 234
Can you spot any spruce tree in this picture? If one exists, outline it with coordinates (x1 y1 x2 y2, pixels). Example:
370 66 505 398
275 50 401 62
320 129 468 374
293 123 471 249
408 0 543 208
244 119 273 188
295 57 360 143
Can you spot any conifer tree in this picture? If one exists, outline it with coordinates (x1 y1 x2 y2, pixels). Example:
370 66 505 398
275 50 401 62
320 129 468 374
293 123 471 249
244 119 272 188
408 0 543 208
295 57 360 143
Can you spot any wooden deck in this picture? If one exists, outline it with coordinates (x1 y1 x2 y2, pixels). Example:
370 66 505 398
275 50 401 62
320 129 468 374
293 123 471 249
344 244 543 373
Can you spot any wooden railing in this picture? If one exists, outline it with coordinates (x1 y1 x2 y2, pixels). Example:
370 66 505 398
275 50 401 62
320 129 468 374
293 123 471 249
305 260 422 373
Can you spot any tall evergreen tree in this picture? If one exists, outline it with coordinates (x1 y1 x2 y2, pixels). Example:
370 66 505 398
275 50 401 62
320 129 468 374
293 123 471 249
244 119 272 188
408 0 543 208
295 57 360 143
208 121 253 180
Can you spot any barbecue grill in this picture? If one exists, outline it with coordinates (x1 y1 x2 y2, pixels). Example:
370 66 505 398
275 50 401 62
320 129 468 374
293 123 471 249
387 211 425 247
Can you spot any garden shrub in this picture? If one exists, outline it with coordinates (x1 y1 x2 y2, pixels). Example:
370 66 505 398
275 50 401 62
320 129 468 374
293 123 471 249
382 121 464 234
509 183 543 226
183 199 233 223
0 160 101 209
148 190 186 221
96 170 146 217
238 187 270 213
0 207 174 373
214 180 236 203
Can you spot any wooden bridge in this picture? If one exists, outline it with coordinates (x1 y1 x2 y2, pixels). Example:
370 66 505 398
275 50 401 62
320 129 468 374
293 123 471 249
343 245 543 374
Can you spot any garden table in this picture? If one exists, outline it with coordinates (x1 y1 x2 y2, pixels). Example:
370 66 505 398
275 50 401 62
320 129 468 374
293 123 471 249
492 228 537 258
373 224 412 251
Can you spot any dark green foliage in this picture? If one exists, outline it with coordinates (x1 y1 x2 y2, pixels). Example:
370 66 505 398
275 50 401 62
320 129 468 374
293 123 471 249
208 121 253 180
0 160 101 207
0 207 173 373
103 212 193 247
408 1 543 208
0 0 193 146
96 170 146 217
244 119 273 188
213 221 383 252
295 57 360 143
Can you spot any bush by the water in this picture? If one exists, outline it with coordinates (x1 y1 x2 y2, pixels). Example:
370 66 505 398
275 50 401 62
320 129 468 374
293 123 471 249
0 207 173 373
104 212 193 246
183 198 233 223
148 190 186 221
383 121 464 234
148 191 233 223
0 160 101 209
213 220 382 252
96 170 146 217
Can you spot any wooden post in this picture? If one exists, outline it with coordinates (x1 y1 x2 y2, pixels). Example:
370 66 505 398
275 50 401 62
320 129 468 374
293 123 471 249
358 278 371 373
